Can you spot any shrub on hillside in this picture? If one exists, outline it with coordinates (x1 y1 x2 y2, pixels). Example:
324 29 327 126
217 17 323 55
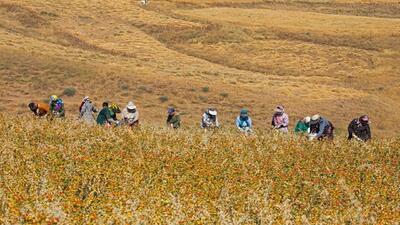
220 92 229 98
138 85 153 93
159 95 169 103
63 87 77 97
119 84 129 91
202 86 210 93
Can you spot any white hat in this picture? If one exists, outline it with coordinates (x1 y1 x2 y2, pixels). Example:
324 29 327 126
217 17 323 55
127 101 136 110
208 108 217 116
304 116 311 123
274 105 284 113
83 96 90 101
311 114 320 121
310 114 321 125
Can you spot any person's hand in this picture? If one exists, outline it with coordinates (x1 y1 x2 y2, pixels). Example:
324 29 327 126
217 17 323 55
353 134 362 141
308 133 317 141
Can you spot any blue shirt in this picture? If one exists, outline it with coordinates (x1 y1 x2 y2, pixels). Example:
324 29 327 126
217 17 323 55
236 116 252 129
316 117 329 138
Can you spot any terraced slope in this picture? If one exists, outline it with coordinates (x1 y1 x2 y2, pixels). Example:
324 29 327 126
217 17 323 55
0 0 399 136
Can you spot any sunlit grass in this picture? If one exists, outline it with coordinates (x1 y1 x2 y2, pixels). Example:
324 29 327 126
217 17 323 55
0 114 398 223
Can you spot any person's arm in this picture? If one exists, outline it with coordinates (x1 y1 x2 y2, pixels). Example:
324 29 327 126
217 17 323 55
166 115 171 125
122 110 129 121
173 115 181 128
105 109 117 124
31 108 38 116
316 119 328 138
350 121 363 141
200 116 205 128
282 114 289 127
202 114 207 124
215 116 220 127
92 105 98 113
79 104 85 118
347 122 354 140
271 116 275 127
248 118 252 128
168 116 175 128
236 117 240 129
367 125 372 140
134 111 139 122
39 108 48 117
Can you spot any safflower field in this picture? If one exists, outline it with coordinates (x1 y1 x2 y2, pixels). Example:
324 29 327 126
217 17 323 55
0 114 399 224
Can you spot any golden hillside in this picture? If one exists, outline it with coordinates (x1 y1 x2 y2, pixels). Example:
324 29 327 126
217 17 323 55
0 0 399 136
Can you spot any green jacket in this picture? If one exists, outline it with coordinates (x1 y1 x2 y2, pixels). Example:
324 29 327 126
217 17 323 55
167 114 181 129
97 107 112 126
294 121 309 133
109 109 117 121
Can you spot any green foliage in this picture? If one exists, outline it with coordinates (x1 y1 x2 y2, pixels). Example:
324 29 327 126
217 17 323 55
201 86 210 93
220 92 228 98
159 95 169 103
119 84 129 91
63 87 77 97
40 11 58 17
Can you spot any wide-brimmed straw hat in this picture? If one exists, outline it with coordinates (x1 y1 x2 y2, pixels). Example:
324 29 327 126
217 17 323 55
127 102 136 110
274 105 285 113
310 114 321 125
208 108 217 116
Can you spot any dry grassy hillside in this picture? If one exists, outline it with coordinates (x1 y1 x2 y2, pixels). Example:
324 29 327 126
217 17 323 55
0 0 399 137
0 115 399 223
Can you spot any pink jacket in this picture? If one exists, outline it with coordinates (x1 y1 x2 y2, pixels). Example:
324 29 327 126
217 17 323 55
272 113 289 130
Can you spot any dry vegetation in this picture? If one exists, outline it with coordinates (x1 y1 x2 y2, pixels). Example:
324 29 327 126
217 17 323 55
0 115 399 223
0 0 399 137
0 1 399 222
